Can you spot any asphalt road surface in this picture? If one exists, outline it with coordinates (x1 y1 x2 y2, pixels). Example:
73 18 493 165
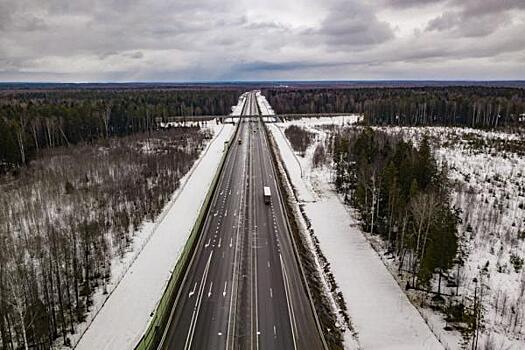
159 91 326 350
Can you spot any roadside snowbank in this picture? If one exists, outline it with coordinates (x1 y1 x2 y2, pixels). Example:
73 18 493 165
304 196 444 350
282 115 363 127
268 118 444 350
72 122 235 350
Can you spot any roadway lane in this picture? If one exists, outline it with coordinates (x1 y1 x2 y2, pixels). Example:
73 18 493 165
159 91 325 350
249 97 325 349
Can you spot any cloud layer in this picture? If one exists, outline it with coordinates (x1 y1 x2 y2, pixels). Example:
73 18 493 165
0 0 524 81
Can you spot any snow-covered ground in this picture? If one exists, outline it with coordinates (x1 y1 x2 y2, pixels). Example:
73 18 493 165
268 121 444 349
267 110 525 350
71 121 238 349
376 126 525 350
254 90 444 350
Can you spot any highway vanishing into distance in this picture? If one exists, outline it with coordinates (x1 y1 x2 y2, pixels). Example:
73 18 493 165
159 92 326 349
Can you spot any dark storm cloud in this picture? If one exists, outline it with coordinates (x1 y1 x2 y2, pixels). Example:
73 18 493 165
458 0 525 16
426 11 510 37
317 1 394 47
426 0 525 37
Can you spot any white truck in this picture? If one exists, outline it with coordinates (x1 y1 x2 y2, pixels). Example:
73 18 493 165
263 186 271 205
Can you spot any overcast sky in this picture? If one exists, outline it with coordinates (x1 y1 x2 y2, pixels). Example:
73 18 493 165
0 0 524 82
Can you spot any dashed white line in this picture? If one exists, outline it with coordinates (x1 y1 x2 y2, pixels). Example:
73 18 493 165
208 281 213 298
188 282 197 298
279 254 298 350
184 250 214 350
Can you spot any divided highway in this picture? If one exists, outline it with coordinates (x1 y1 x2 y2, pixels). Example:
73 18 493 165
159 92 326 350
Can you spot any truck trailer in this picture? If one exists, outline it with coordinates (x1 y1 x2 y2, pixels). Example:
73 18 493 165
263 186 271 205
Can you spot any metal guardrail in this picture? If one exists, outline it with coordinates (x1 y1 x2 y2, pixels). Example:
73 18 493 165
134 122 240 350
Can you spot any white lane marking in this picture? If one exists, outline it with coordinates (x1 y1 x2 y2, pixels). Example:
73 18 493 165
280 254 298 350
267 261 270 269
188 282 197 298
218 237 222 248
223 281 228 297
269 288 273 298
208 281 213 298
184 250 214 350
248 132 259 350
229 237 233 248
205 238 211 248
158 117 241 349
225 209 228 217
226 122 247 350
273 325 277 337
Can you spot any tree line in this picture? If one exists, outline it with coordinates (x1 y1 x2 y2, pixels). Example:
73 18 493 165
330 127 460 289
0 89 241 171
0 126 210 349
263 87 525 128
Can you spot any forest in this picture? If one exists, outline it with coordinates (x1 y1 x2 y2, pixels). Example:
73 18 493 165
0 88 241 170
330 128 459 289
0 125 211 349
263 87 525 128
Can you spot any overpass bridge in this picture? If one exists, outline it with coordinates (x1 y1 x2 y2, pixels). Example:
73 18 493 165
155 113 359 125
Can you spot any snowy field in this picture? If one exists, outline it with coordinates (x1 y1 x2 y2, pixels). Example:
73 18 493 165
267 108 525 350
70 99 244 349
378 126 525 350
267 120 444 349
